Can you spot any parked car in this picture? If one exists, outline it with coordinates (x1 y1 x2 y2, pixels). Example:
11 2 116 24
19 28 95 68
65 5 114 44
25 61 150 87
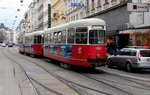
8 43 13 47
1 43 6 47
107 48 150 72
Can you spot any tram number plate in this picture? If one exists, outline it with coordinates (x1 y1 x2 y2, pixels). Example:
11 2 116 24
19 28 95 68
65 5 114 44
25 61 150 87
96 47 102 50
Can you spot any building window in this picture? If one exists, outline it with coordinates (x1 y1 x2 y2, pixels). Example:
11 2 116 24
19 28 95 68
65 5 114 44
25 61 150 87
86 0 89 12
91 0 95 10
74 15 75 21
80 12 83 19
76 14 78 20
105 0 109 4
97 0 101 7
111 0 117 6
104 0 109 9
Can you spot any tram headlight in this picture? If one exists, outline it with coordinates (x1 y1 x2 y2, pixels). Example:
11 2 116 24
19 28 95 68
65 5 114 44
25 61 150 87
96 53 101 59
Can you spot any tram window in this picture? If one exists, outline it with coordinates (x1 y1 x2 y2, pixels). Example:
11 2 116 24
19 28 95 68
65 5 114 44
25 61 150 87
30 36 33 43
76 28 87 44
58 32 62 43
32 36 34 43
41 35 44 43
37 36 42 44
44 35 48 44
62 30 66 43
98 31 105 44
34 36 37 43
54 32 58 43
28 36 31 43
89 30 105 44
25 37 27 44
50 33 53 43
44 35 46 44
48 34 50 43
68 28 75 44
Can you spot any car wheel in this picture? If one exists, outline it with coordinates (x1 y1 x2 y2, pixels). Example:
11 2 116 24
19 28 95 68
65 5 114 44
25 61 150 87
107 60 113 68
126 63 132 72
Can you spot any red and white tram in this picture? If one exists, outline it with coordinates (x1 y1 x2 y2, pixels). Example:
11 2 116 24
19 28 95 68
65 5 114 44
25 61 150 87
43 18 107 68
19 36 25 53
19 31 44 56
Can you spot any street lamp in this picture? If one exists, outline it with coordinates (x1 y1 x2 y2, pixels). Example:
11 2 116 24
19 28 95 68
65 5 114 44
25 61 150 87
20 0 23 3
20 0 23 6
17 8 20 11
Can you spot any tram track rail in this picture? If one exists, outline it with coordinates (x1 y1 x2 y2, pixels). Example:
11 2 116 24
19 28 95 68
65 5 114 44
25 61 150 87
8 47 150 95
0 49 40 95
1 48 63 95
108 73 150 88
82 74 150 91
7 48 115 95
81 74 133 95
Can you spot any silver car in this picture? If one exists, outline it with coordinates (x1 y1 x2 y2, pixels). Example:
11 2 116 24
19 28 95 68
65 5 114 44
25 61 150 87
107 48 150 72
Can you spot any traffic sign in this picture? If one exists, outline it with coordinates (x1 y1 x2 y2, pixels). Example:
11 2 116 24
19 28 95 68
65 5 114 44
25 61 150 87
127 3 149 12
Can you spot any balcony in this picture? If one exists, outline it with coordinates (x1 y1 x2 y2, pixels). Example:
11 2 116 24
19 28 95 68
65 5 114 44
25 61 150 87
103 1 109 9
111 0 117 6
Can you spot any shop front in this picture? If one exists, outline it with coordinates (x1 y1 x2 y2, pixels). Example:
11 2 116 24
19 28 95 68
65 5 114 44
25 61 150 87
119 29 150 47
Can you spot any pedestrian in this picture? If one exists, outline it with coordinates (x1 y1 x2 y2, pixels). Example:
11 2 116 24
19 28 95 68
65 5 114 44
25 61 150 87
107 42 117 55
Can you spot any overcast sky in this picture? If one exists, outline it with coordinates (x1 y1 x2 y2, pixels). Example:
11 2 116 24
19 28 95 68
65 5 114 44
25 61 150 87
0 0 32 30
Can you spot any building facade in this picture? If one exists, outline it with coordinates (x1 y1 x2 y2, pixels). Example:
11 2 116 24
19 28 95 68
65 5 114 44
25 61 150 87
29 1 38 32
65 0 86 22
24 11 31 33
37 0 44 30
86 0 132 49
124 0 150 46
18 0 150 47
51 0 66 27
0 23 12 43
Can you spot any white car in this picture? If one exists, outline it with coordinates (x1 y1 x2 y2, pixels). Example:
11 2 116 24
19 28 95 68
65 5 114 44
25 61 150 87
2 43 6 47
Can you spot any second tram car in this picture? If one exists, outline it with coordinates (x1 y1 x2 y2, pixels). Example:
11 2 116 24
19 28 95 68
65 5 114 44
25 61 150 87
43 18 107 68
19 31 44 56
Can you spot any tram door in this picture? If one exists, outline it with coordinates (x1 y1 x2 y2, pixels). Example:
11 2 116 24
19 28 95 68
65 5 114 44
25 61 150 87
115 34 129 49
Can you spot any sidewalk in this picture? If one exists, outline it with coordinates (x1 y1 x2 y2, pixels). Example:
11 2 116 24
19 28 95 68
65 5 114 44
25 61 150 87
0 50 21 95
0 48 79 95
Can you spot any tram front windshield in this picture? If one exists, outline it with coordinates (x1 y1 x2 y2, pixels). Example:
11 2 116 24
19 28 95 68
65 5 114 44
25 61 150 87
89 30 105 44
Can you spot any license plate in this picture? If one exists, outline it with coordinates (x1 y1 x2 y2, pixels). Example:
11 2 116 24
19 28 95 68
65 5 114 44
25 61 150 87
146 58 150 62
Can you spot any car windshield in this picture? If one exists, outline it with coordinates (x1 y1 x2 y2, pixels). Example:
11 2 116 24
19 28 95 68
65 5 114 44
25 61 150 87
140 50 150 57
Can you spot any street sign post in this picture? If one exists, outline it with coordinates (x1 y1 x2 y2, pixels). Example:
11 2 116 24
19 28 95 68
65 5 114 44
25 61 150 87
127 3 149 12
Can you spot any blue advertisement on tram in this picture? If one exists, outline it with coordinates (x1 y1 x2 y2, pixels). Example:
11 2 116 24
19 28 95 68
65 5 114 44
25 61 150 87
50 44 57 55
60 45 72 58
43 44 49 54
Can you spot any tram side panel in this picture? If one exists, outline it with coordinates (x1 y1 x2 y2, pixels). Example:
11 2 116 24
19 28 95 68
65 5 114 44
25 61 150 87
24 44 43 56
43 44 107 67
33 44 43 55
24 44 33 54
19 44 25 53
72 45 107 67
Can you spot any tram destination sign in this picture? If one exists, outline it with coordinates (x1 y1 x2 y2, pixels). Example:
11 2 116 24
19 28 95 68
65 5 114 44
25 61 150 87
127 3 149 12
